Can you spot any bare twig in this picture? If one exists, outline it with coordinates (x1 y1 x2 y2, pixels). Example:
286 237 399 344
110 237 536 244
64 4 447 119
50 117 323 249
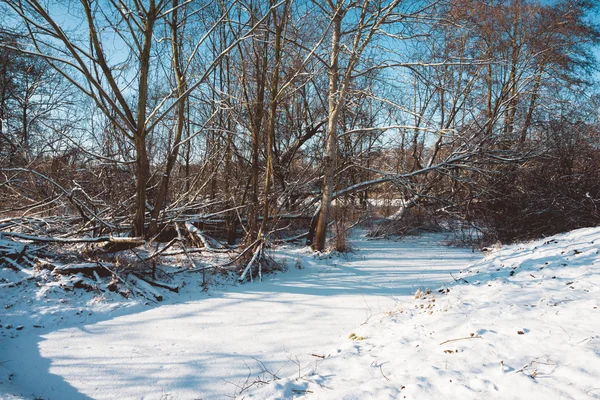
380 365 391 381
439 335 483 345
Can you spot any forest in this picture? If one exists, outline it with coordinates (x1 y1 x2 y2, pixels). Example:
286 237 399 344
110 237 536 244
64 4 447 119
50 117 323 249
1 0 599 260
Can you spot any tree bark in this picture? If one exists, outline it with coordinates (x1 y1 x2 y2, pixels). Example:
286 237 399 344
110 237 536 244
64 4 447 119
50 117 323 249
132 2 156 237
149 0 188 236
312 8 342 251
134 134 150 237
259 0 288 235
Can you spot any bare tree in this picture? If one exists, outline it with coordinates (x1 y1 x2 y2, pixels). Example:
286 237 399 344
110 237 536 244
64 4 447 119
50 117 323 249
311 0 421 250
3 0 278 238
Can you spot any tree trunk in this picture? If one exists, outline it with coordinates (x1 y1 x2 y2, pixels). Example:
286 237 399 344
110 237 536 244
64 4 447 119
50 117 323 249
259 0 288 236
133 134 150 237
149 0 187 236
246 12 269 243
521 65 543 143
312 10 342 251
132 2 156 237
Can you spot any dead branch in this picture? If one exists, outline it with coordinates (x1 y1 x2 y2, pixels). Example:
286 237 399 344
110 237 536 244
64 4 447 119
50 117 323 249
145 237 179 260
238 242 263 282
184 222 229 252
133 274 179 293
128 274 163 301
52 262 112 277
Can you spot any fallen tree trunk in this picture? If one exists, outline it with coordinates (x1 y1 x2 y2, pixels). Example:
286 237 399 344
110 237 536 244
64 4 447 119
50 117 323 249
133 274 179 293
0 276 36 288
52 262 113 277
2 257 32 275
184 222 229 252
128 274 163 301
1 231 145 245
239 242 263 282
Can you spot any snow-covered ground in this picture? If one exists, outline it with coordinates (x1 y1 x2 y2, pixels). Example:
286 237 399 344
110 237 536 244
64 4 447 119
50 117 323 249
1 227 599 400
0 232 479 399
247 227 600 400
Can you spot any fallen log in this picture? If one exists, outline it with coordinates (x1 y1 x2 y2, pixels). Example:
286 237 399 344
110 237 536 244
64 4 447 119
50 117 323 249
0 239 27 254
1 231 145 245
58 274 99 292
239 242 263 282
1 257 33 275
128 274 163 301
276 221 335 244
184 222 229 252
52 262 112 277
133 274 179 293
0 240 40 265
98 262 138 297
0 276 36 288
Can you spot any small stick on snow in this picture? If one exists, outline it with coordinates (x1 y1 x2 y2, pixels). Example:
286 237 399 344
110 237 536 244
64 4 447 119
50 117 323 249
380 365 391 381
450 272 469 283
514 364 530 374
439 335 483 345
577 336 593 345
560 325 572 339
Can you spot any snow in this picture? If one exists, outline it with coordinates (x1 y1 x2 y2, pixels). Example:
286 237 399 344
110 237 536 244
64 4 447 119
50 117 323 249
247 227 600 399
1 227 599 399
0 232 477 399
